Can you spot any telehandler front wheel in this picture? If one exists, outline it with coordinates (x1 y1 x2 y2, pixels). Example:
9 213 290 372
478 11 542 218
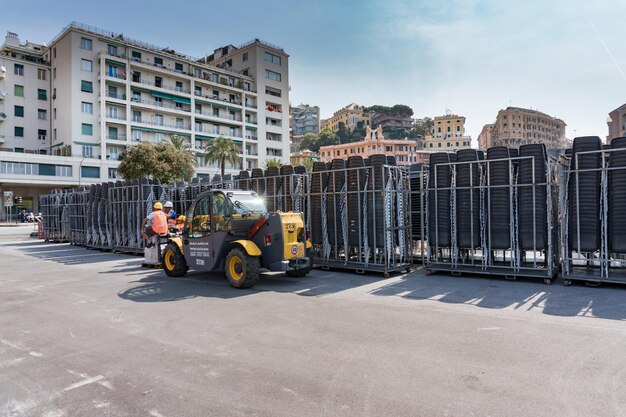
225 247 260 289
163 243 188 277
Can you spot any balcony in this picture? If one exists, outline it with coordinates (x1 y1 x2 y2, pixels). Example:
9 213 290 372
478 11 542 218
132 117 191 130
106 113 127 121
132 78 191 95
195 111 243 124
244 134 258 141
106 134 127 141
101 49 126 59
102 71 127 81
105 91 127 100
131 97 191 113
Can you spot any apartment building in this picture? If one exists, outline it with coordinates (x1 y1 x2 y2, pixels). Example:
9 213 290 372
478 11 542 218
319 125 420 165
488 107 566 149
371 113 413 130
477 123 494 150
206 39 290 164
607 102 626 143
320 103 371 132
423 113 472 151
0 22 289 214
289 103 320 152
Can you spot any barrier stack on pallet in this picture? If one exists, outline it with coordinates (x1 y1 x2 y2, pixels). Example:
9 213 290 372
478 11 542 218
307 155 412 275
425 144 559 284
561 136 626 285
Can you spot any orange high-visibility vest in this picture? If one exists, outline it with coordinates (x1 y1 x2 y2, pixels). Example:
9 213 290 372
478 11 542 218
151 210 168 234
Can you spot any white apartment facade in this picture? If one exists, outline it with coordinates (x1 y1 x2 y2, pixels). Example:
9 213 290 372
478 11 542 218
0 22 290 215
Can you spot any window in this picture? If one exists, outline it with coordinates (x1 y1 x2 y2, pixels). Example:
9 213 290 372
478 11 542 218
108 168 119 179
175 81 183 92
14 148 24 153
54 108 57 119
191 194 211 237
108 126 118 140
154 57 163 68
155 115 164 125
107 65 118 78
53 68 56 79
195 86 202 96
82 145 94 158
175 102 183 109
38 89 47 100
195 103 202 114
243 52 248 62
265 70 281 81
81 59 92 72
38 109 47 120
35 68 46 80
212 193 231 231
14 64 24 75
193 67 201 78
176 118 184 128
14 85 24 97
107 45 117 56
175 63 183 73
154 96 163 106
107 106 118 118
132 71 141 83
132 130 142 141
15 106 24 117
53 88 56 99
81 80 93 93
195 121 202 131
15 127 24 137
131 51 141 62
265 52 282 65
82 123 93 136
81 166 100 178
38 129 47 140
53 47 56 59
81 102 93 114
107 85 118 98
80 37 92 50
213 108 219 116
155 76 162 88
133 111 141 122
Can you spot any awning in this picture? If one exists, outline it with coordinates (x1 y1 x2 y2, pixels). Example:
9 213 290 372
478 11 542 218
131 126 191 136
195 98 214 105
171 96 191 105
106 79 126 87
73 141 100 146
98 37 126 47
245 125 257 131
105 59 126 68
151 91 172 100
195 135 216 140
212 103 228 109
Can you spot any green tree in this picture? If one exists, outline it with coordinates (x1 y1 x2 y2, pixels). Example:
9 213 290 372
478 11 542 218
169 134 191 152
414 117 434 138
117 141 195 183
299 132 319 152
263 157 283 170
317 128 339 150
391 104 414 118
204 136 241 177
301 157 314 172
337 122 352 144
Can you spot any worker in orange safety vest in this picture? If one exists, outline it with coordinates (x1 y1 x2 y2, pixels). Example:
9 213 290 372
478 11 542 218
142 202 168 246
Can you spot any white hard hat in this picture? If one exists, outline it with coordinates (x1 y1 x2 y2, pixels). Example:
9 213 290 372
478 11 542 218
163 201 174 208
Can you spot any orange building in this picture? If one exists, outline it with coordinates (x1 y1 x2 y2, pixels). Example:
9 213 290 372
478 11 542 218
319 126 421 165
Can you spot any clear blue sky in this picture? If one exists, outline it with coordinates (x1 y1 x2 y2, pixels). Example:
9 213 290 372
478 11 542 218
3 0 626 142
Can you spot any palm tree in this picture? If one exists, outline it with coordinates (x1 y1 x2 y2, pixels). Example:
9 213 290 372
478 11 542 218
263 158 283 170
169 135 191 151
301 157 314 172
204 136 240 177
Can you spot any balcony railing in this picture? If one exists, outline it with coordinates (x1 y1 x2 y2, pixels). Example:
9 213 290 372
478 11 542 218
195 111 243 123
245 135 258 141
102 71 127 80
105 91 127 100
107 134 127 141
103 49 126 59
131 97 191 112
132 117 191 130
106 113 127 121
132 78 191 94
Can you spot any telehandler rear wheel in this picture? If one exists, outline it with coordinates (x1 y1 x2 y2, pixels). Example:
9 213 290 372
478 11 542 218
225 247 260 288
163 243 188 277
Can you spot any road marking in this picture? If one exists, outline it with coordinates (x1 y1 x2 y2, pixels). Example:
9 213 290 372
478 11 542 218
64 375 105 391
150 410 166 417
0 357 25 368
477 327 503 331
0 339 25 352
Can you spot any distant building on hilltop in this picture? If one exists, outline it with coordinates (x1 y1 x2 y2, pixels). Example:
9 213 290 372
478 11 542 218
290 104 320 136
477 123 495 150
320 103 371 132
489 107 566 149
319 125 421 165
371 112 413 130
607 103 626 143
423 113 472 151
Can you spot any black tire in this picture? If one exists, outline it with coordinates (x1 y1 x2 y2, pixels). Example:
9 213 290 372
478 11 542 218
225 247 260 288
162 243 188 277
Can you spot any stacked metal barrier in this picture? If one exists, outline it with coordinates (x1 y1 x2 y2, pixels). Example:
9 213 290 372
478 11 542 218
40 189 70 242
560 136 626 285
425 145 559 283
409 164 427 263
307 157 413 275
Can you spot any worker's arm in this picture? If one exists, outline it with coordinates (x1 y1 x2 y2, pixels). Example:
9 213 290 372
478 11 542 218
141 217 148 240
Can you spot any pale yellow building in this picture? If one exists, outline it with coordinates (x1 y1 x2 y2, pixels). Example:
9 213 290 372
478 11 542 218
320 103 371 132
423 114 472 151
489 107 566 149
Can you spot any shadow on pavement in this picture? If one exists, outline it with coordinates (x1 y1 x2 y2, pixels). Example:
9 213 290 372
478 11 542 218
370 271 626 321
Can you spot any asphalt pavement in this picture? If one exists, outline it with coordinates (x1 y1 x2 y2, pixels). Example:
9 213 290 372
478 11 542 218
1 230 626 416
